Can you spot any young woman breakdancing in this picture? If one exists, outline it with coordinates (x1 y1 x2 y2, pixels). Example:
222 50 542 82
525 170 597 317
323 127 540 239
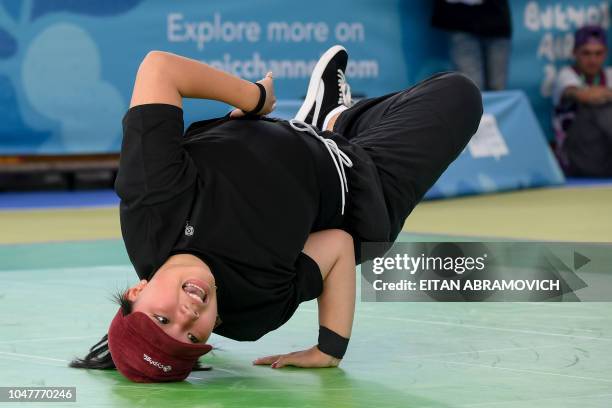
70 45 482 382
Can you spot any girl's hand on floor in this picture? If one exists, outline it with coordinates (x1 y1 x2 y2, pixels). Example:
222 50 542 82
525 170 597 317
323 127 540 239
230 72 277 118
253 345 341 369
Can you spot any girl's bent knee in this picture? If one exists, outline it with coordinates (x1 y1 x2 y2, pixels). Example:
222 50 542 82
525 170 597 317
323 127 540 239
440 72 484 138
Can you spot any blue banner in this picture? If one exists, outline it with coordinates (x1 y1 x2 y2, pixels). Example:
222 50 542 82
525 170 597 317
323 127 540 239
0 0 407 154
0 0 609 154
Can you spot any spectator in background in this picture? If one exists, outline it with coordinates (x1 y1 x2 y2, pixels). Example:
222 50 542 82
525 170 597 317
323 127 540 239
552 26 612 177
431 0 512 91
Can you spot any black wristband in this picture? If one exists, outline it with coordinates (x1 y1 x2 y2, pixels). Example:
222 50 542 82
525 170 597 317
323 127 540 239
244 82 266 115
316 325 349 360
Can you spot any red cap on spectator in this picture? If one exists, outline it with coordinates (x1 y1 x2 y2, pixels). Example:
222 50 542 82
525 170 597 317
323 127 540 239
107 309 212 382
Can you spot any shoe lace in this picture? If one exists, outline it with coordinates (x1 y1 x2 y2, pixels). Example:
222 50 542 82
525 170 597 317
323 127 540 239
289 119 353 215
337 70 352 107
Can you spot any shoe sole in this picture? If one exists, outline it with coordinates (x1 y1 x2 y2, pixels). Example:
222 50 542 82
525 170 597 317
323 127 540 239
295 44 347 122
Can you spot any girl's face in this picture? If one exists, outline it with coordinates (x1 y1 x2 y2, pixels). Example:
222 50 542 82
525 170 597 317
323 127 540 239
126 262 218 345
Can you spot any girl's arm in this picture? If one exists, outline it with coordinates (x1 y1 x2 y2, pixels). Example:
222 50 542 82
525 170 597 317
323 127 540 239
129 50 275 114
313 229 356 346
253 229 356 369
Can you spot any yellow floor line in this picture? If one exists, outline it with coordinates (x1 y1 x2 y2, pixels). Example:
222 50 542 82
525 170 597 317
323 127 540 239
1 186 610 245
403 186 612 242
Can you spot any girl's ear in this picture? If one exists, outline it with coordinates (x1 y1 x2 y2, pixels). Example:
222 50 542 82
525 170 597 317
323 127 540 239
125 280 148 302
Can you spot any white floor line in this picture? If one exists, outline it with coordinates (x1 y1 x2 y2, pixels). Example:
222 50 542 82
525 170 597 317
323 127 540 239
210 367 243 376
441 309 612 321
354 310 609 334
355 313 612 342
300 308 612 341
412 309 612 321
3 348 611 389
0 355 68 369
399 343 567 360
0 351 68 363
0 353 238 383
187 367 251 380
458 393 612 407
0 335 99 344
422 358 612 383
1 265 131 274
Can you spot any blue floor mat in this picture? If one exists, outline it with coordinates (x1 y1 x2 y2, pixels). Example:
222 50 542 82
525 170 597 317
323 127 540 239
564 177 612 187
0 189 119 210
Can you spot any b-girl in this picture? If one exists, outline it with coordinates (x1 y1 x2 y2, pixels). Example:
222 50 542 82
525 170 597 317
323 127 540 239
70 45 482 382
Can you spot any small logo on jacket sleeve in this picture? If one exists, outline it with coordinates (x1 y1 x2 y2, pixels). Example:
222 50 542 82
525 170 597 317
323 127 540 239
185 221 194 236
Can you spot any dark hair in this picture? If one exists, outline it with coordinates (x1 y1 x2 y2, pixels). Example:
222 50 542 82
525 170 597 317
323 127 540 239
574 25 607 50
69 290 212 372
